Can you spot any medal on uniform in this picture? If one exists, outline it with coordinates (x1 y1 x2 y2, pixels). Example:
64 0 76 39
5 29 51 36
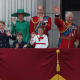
72 25 77 29
74 30 75 34
75 27 77 29
43 18 48 22
72 33 74 37
72 25 75 29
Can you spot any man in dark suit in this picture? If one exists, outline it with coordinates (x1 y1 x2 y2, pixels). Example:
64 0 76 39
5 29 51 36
13 32 28 48
0 21 16 48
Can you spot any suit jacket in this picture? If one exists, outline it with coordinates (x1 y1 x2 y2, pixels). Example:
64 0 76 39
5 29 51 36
0 30 16 48
13 40 27 48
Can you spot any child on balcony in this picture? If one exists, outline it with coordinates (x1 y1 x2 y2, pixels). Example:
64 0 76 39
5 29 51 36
30 26 48 48
0 21 16 48
13 32 28 48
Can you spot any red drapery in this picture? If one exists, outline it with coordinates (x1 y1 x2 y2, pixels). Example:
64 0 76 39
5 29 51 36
0 48 80 80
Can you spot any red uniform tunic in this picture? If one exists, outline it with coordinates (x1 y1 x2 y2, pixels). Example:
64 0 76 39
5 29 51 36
30 15 51 36
54 15 78 48
78 26 80 47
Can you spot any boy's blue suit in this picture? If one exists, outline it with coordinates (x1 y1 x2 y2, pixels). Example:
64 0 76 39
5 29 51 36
13 40 27 48
0 30 16 48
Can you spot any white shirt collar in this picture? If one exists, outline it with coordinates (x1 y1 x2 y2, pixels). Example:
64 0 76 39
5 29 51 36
18 40 22 43
0 30 4 33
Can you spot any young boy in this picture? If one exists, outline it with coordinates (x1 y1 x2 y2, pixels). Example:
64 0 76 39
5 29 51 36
0 21 16 48
30 26 48 48
13 32 28 48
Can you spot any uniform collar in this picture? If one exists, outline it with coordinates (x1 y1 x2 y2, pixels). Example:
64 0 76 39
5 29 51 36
66 21 73 25
18 40 22 43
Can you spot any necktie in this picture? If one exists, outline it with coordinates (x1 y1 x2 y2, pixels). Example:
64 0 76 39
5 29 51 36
2 31 3 35
19 42 21 44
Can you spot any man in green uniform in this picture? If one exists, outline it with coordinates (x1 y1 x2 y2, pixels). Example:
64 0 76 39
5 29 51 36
11 9 30 43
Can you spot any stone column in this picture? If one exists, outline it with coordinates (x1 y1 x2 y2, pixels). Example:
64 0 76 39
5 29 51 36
37 0 45 6
45 0 60 48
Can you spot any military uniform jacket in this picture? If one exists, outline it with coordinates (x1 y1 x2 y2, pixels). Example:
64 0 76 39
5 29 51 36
54 15 79 48
0 30 16 48
30 15 51 36
11 20 29 43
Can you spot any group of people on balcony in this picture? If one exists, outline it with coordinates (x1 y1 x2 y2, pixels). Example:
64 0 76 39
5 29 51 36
0 5 79 48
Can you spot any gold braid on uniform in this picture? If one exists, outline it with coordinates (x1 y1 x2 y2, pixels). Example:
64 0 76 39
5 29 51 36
57 20 72 33
31 17 40 31
31 17 45 31
34 21 40 31
34 22 43 31
31 18 39 24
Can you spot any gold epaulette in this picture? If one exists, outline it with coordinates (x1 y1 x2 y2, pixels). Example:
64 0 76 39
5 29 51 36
57 21 72 33
31 17 39 24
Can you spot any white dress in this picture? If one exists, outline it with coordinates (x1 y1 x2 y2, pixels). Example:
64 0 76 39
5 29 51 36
30 34 48 48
